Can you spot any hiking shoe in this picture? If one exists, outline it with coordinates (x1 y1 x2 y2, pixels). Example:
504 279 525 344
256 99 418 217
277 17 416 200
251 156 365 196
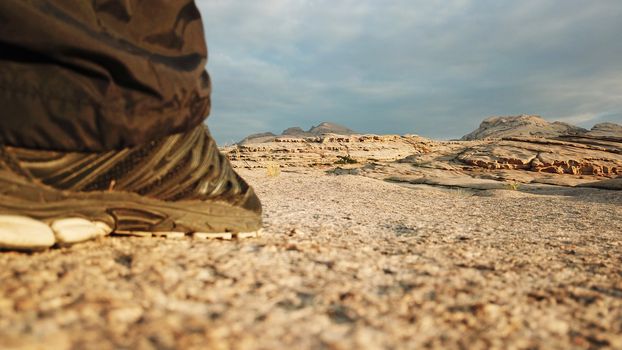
0 124 262 251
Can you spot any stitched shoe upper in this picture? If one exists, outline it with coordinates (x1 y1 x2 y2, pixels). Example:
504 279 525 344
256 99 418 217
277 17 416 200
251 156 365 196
0 125 261 214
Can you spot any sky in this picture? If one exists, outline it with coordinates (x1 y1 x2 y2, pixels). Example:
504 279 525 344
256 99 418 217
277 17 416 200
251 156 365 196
196 0 622 144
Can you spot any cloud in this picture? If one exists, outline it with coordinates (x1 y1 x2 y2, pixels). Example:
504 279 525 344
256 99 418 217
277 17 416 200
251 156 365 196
196 0 622 142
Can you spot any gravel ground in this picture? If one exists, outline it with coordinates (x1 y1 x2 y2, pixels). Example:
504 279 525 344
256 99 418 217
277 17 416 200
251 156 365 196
1 168 621 349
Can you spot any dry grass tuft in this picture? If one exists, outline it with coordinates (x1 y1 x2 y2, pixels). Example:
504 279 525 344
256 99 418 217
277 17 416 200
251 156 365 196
266 161 281 177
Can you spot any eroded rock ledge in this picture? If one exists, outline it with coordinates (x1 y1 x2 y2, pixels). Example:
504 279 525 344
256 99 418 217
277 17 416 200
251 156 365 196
222 118 622 190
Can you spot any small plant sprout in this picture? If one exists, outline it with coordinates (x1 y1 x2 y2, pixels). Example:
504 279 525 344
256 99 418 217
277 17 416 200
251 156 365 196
266 161 281 177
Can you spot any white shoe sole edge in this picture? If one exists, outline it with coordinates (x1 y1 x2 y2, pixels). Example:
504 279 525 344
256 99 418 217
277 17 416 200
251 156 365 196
0 215 262 252
0 215 55 250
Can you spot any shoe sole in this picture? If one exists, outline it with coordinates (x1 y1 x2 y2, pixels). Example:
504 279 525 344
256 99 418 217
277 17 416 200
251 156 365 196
0 214 261 251
0 170 262 251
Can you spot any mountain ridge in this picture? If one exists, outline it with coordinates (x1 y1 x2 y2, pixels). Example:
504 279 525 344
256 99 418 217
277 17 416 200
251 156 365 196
238 122 355 144
236 116 621 144
460 115 622 140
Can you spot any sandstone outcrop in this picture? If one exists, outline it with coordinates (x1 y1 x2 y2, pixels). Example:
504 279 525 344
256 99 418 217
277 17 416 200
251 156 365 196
461 115 586 140
455 138 621 176
224 117 622 190
225 134 432 168
584 122 622 139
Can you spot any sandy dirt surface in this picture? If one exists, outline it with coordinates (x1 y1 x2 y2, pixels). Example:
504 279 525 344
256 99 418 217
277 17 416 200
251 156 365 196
1 168 621 349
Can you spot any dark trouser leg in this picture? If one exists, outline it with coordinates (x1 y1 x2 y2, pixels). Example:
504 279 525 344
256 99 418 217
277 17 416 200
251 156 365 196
0 0 211 152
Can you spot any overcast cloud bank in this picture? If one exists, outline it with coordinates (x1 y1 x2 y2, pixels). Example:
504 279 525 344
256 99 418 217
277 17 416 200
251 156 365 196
197 0 622 143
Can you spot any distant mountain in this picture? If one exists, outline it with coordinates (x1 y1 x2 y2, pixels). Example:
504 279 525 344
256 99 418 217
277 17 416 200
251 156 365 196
461 115 588 140
238 122 355 144
584 122 622 139
282 127 306 136
237 132 276 145
308 122 355 135
237 116 621 145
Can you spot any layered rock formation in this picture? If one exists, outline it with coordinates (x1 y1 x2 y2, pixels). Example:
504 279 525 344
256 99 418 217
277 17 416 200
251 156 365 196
223 118 622 190
225 134 432 168
390 136 621 188
461 115 586 140
584 122 622 139
456 138 621 176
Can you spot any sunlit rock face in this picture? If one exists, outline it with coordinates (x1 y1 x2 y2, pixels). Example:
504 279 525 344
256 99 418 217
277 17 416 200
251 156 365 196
460 115 587 141
224 118 622 190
